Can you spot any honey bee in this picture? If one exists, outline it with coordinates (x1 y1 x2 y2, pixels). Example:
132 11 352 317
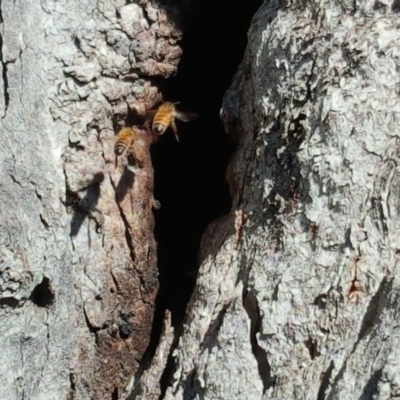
114 127 142 171
114 128 137 157
145 102 198 142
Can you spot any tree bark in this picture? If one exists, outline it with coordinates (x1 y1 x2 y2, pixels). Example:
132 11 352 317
4 0 400 399
0 1 180 399
134 1 400 399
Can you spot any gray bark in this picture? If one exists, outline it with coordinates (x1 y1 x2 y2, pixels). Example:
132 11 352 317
0 0 180 398
134 1 400 399
3 0 400 399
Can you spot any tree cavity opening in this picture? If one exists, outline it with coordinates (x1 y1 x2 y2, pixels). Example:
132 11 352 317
150 0 262 335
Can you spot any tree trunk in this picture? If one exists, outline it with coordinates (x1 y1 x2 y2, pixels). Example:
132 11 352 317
0 1 180 399
134 1 400 399
3 0 400 399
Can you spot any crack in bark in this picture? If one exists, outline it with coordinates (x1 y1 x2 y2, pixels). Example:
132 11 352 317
317 360 335 400
68 373 77 400
0 8 20 119
39 214 50 230
304 336 321 360
0 0 9 119
356 276 390 344
159 303 233 397
324 277 391 399
9 173 23 187
83 306 101 347
242 287 275 394
108 167 152 302
200 303 230 350
108 171 137 266
159 326 182 399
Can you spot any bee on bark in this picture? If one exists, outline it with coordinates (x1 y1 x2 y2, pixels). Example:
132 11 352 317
145 102 198 142
114 127 143 172
114 128 137 157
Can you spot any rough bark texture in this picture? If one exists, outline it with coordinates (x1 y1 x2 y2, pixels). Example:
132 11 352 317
0 1 180 399
4 0 400 399
135 1 400 399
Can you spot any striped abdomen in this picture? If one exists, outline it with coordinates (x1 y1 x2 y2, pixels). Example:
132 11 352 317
152 103 174 135
114 128 135 156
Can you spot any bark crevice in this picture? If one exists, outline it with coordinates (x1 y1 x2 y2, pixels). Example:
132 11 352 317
243 288 275 394
0 3 9 118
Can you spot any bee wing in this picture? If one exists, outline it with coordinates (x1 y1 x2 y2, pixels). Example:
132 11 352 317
175 111 199 122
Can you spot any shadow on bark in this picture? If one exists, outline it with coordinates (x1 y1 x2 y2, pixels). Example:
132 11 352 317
358 368 383 400
67 172 104 238
115 169 136 206
317 361 335 400
243 289 276 394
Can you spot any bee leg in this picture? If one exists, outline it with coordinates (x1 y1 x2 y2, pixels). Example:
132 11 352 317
171 118 180 142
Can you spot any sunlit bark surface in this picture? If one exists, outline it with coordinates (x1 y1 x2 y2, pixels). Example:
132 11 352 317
0 1 181 398
135 1 400 399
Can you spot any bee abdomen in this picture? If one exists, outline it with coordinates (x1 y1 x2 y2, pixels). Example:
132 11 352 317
153 112 170 133
114 140 128 155
153 123 165 134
